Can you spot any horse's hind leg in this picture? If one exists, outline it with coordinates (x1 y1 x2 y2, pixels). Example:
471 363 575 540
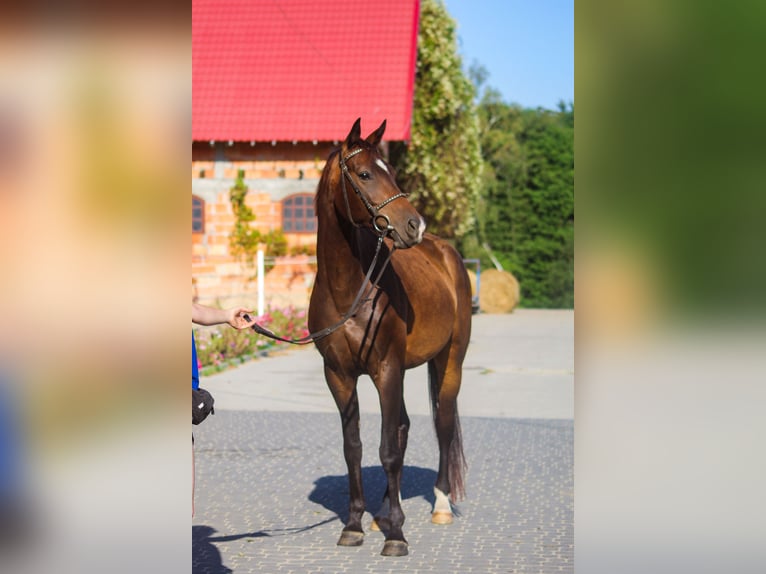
428 343 467 525
325 366 365 547
371 398 410 532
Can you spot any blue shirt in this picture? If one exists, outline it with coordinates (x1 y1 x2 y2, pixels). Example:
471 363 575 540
192 332 199 390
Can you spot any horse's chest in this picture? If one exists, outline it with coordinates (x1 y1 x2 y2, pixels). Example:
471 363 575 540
319 301 405 372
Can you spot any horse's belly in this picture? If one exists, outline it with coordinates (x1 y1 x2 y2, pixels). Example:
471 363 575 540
403 284 456 367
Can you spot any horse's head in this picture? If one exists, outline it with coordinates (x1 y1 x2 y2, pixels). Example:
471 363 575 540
334 118 425 248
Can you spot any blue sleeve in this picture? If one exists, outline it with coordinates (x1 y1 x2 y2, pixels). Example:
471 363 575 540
192 332 199 390
0 380 22 498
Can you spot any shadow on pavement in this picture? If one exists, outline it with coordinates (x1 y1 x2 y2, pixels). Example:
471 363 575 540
308 465 438 524
193 525 234 574
194 517 342 573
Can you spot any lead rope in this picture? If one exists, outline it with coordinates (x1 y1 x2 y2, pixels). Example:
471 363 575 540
243 233 396 345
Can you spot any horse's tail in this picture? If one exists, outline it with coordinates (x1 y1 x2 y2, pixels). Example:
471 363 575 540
448 405 467 502
428 361 467 502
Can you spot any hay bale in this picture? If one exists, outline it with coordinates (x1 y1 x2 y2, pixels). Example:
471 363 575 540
479 269 520 313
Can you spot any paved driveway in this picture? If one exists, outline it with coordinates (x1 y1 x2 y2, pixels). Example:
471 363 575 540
193 310 573 573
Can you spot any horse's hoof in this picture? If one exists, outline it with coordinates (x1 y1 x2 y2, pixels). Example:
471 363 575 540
337 530 364 547
431 511 453 525
381 539 409 557
370 517 390 532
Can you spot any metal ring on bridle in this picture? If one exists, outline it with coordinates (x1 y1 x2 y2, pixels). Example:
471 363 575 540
373 214 392 234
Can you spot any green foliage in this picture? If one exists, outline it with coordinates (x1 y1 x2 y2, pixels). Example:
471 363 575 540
389 0 482 240
477 101 574 308
229 170 261 265
229 173 291 267
262 229 288 257
392 0 573 307
288 243 316 256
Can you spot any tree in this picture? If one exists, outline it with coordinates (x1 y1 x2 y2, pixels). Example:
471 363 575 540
479 103 574 308
229 170 261 266
229 170 290 268
389 0 482 241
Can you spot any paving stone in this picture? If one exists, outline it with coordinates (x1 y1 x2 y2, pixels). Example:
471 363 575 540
193 311 573 573
193 411 572 573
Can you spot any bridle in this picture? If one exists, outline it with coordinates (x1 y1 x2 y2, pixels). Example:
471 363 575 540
245 146 410 345
338 146 409 236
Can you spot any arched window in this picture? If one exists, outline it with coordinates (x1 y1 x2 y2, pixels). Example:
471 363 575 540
282 193 316 233
192 195 205 233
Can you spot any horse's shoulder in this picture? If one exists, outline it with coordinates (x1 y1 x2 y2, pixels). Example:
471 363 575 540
417 234 464 267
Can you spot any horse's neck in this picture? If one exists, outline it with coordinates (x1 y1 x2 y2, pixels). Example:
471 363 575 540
316 197 371 303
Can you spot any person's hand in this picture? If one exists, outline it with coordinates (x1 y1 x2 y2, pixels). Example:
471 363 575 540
227 307 256 330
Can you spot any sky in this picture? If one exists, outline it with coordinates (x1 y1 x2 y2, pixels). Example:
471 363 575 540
441 0 574 110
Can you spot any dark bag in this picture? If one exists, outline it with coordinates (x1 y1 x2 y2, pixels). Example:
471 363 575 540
192 387 215 425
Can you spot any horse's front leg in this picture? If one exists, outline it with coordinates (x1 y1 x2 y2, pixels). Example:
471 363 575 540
325 366 365 546
371 398 409 533
376 367 409 557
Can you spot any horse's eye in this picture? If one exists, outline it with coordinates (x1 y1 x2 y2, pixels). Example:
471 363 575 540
359 171 371 181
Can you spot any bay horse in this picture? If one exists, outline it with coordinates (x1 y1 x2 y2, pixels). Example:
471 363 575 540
308 118 472 556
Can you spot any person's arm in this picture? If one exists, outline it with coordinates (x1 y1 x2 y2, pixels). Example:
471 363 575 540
192 303 256 330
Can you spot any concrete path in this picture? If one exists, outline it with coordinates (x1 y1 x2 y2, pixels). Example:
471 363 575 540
204 310 574 419
193 310 573 574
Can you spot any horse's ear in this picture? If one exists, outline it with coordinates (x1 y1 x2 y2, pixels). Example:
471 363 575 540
365 120 387 147
345 118 362 148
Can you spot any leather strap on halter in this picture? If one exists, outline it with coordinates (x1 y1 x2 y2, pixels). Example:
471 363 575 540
339 147 408 234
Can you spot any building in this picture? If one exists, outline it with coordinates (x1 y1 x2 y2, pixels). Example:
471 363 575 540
192 0 420 309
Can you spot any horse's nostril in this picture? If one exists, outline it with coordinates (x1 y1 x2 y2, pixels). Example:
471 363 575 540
408 218 419 232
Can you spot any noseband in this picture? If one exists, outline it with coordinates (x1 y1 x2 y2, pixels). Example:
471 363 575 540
339 147 408 235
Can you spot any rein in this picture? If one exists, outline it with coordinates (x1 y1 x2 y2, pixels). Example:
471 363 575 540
244 147 404 345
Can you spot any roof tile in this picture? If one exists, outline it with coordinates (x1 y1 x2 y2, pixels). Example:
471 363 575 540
193 0 419 142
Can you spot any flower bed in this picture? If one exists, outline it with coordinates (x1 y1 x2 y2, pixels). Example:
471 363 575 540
194 306 309 376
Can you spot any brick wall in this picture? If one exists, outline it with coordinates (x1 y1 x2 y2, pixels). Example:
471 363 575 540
192 141 334 310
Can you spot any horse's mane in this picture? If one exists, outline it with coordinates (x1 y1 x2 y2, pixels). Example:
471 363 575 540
314 147 340 207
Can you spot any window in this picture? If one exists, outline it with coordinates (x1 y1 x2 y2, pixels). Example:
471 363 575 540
192 195 205 233
282 194 316 233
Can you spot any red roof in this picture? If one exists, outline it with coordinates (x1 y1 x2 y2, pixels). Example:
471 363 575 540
193 0 419 142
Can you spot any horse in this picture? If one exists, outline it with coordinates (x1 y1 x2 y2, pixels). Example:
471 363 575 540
308 118 473 557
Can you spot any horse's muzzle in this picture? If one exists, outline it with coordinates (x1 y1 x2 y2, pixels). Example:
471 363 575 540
394 216 425 248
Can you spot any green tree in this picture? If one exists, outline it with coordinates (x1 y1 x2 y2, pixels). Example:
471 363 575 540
480 103 574 308
389 0 482 240
229 170 291 270
229 170 261 266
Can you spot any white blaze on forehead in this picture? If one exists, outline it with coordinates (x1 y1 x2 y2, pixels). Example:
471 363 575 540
375 158 390 175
